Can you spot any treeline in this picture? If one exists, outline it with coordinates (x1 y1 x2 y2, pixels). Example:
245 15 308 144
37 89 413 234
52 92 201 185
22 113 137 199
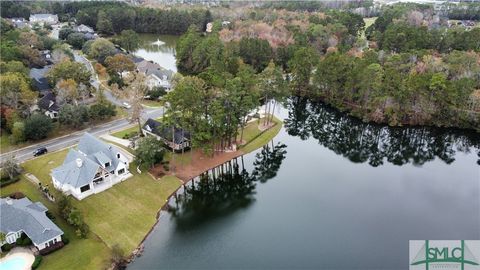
0 1 211 35
261 0 373 12
311 50 480 129
446 3 480 20
285 97 480 167
366 4 480 53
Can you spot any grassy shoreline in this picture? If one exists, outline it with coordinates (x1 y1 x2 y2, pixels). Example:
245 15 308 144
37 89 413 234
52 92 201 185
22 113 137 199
1 116 283 269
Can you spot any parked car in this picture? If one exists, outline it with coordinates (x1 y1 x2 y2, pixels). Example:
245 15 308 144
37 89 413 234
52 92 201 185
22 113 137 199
122 102 132 109
33 147 48 157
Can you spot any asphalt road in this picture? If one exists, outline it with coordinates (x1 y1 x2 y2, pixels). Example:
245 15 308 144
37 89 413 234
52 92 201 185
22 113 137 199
0 106 164 164
0 50 163 164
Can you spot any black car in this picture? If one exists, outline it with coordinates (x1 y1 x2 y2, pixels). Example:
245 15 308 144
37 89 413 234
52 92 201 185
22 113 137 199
33 147 48 157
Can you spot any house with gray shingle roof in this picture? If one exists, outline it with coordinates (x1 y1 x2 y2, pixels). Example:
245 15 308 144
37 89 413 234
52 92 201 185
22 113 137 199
136 60 174 90
51 133 131 200
29 14 58 25
0 197 64 251
142 118 191 152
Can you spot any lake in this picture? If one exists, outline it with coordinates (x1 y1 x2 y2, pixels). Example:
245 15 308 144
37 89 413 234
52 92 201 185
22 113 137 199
129 98 480 269
134 34 179 72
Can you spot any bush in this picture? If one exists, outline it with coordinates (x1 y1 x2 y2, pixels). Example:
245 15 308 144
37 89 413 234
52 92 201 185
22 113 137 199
16 233 32 246
24 114 53 141
46 211 55 220
61 235 69 245
9 191 25 199
1 243 14 252
31 256 43 269
122 131 138 140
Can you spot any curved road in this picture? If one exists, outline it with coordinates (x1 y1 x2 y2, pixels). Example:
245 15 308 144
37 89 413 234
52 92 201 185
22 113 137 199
1 51 163 164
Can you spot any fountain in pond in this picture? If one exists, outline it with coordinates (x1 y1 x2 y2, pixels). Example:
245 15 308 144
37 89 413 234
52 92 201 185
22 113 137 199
152 39 165 46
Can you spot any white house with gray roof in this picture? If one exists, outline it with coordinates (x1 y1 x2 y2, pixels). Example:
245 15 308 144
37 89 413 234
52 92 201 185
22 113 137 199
0 197 64 251
51 133 131 200
29 14 58 25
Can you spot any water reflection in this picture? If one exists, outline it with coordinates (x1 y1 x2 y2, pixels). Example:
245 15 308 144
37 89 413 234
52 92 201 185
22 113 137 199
133 34 178 72
168 143 288 228
285 96 480 167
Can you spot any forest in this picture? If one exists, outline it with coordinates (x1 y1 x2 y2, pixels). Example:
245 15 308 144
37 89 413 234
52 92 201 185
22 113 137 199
175 3 480 131
0 1 211 35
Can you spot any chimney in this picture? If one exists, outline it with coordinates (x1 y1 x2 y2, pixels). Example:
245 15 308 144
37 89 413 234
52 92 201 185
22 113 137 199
76 158 83 168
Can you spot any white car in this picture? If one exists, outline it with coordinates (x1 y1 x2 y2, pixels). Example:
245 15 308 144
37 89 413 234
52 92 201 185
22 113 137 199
122 102 132 109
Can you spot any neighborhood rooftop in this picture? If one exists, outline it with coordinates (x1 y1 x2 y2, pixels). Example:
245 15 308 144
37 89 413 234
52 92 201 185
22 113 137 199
0 197 63 246
52 133 123 189
143 118 190 144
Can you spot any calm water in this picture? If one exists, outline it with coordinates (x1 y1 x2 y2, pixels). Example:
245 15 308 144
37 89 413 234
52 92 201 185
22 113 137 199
129 98 480 270
134 34 178 72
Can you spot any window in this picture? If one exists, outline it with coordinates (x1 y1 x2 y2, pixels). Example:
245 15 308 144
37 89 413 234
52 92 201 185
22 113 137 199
80 184 90 193
118 168 125 175
105 162 110 167
117 153 121 159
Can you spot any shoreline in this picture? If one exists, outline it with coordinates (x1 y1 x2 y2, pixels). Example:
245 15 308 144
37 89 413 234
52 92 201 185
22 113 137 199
307 96 480 133
124 117 284 267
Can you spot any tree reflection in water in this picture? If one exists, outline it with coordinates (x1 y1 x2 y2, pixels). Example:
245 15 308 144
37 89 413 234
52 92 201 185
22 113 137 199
285 96 480 167
168 143 288 228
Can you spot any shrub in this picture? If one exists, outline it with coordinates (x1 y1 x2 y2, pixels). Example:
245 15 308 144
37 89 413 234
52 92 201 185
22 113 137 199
1 243 14 252
16 233 32 246
61 235 69 245
31 256 43 269
46 211 55 220
24 114 53 141
9 191 25 199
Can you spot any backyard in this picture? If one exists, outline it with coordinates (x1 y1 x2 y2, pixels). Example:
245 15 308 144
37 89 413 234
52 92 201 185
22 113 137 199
1 145 183 268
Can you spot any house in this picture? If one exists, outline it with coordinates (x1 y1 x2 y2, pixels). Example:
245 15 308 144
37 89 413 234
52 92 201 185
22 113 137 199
29 65 52 93
0 197 64 252
75 24 94 33
9 17 28 28
29 14 58 25
142 118 191 151
51 133 131 200
136 60 174 90
38 92 60 119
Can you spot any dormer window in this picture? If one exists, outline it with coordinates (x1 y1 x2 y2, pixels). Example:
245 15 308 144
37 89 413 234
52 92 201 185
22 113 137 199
117 153 120 159
105 162 110 167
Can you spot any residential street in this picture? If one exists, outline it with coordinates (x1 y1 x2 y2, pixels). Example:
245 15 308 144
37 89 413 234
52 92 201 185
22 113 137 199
0 107 164 164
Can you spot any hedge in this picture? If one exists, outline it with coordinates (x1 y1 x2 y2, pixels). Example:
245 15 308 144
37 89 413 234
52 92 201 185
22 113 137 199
32 256 43 269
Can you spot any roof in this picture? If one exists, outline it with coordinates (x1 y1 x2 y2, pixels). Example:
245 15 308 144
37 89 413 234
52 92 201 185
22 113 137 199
75 24 94 33
52 149 101 188
29 65 52 92
0 198 63 245
30 14 58 20
52 133 123 188
38 92 59 112
131 56 145 63
136 60 173 81
143 118 190 144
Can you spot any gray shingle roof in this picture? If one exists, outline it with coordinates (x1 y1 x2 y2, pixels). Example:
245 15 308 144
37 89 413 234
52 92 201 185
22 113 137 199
0 198 63 245
52 133 123 188
143 118 190 144
52 149 100 188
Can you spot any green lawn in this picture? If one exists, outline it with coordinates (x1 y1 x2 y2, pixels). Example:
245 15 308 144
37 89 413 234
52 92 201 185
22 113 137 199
362 17 377 38
0 178 111 270
240 116 283 153
141 99 164 108
111 126 138 139
0 131 13 153
19 147 183 256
